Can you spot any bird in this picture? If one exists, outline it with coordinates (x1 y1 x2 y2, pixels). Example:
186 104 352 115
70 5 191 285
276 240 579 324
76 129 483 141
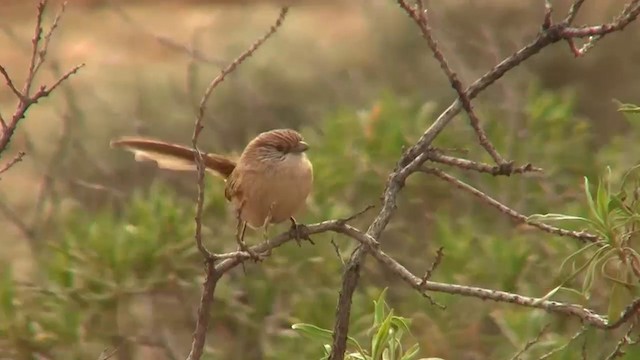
110 128 314 256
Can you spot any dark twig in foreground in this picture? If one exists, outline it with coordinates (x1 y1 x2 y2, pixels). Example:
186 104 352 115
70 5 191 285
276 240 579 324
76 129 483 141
186 7 289 360
213 219 640 330
509 324 550 360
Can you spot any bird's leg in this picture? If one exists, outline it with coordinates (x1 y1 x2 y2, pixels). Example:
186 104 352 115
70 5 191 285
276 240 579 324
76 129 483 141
289 216 314 247
235 205 262 262
260 202 276 256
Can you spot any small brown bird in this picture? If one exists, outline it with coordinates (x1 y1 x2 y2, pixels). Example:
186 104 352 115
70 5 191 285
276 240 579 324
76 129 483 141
110 129 314 252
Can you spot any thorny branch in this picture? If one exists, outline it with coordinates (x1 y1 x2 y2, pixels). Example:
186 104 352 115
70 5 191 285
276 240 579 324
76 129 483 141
327 1 640 359
203 218 640 331
0 0 83 166
186 7 289 360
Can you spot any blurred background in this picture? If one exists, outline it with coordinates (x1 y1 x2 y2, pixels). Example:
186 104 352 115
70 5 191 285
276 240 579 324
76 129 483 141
1 0 640 359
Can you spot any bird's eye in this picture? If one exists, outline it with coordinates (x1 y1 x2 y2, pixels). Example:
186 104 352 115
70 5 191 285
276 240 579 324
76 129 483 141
275 144 286 152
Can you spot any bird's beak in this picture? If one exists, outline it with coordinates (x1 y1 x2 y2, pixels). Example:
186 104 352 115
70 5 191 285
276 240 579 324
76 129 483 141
295 141 309 153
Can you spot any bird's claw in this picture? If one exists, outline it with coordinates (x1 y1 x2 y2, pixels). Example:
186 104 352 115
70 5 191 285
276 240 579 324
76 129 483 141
238 242 268 262
289 221 314 247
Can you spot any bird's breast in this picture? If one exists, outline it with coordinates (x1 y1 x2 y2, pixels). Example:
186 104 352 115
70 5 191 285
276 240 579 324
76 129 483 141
236 154 313 228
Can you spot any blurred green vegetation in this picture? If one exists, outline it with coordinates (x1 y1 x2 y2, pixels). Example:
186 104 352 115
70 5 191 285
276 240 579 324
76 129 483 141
2 1 640 359
3 89 640 359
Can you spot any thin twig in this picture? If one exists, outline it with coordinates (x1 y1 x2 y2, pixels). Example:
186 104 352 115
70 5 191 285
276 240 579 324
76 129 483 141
539 326 589 359
419 247 444 286
509 324 550 360
427 150 540 176
397 1 508 167
400 0 640 167
604 322 639 360
0 151 25 176
420 166 600 243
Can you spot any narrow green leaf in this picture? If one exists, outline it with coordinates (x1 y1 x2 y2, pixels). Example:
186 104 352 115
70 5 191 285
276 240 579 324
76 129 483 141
291 323 334 342
291 323 365 354
596 170 611 227
584 176 603 225
374 288 389 327
372 310 395 360
400 344 420 360
527 213 592 223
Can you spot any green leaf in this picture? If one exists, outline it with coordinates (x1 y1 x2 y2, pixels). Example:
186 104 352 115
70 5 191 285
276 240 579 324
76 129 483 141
291 323 334 342
527 213 592 223
617 104 640 114
291 323 366 356
596 168 611 228
584 176 604 226
372 310 395 360
0 264 15 316
374 288 389 327
400 344 420 360
390 316 412 335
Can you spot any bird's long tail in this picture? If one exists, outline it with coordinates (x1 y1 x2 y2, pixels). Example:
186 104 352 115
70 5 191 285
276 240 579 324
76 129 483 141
110 136 236 179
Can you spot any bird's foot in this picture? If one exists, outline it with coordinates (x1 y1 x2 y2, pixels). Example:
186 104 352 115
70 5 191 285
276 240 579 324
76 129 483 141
289 217 314 247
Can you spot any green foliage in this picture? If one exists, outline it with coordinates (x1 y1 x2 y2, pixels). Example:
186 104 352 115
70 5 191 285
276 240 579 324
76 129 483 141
530 165 640 321
5 89 640 359
292 288 428 360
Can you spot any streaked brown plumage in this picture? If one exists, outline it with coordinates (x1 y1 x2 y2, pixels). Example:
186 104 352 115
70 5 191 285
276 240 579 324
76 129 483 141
110 129 313 232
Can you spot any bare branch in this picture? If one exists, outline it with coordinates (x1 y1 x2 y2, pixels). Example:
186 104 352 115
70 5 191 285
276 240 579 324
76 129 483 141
225 218 640 331
420 166 600 243
0 151 25 176
0 66 24 100
0 0 83 160
186 260 221 360
427 149 541 176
